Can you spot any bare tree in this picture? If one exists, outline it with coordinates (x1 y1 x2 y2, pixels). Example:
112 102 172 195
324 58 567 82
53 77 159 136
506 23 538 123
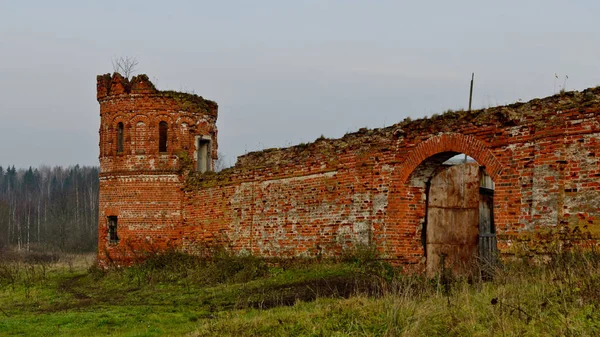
214 152 229 172
111 56 139 79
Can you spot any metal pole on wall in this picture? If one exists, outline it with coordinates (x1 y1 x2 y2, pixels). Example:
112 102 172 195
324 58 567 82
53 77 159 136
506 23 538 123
468 73 474 112
466 73 474 164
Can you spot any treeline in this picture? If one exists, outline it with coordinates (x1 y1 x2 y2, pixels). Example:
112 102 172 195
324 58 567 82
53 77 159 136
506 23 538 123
0 165 99 253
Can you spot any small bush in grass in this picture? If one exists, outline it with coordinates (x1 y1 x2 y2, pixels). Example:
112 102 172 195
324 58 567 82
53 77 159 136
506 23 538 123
211 252 269 283
87 263 106 281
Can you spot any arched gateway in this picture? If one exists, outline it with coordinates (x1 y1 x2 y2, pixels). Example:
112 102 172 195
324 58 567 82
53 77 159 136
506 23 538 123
97 73 600 273
387 133 504 275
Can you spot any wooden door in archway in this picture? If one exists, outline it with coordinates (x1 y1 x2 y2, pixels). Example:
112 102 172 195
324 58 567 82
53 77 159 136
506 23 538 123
426 163 480 276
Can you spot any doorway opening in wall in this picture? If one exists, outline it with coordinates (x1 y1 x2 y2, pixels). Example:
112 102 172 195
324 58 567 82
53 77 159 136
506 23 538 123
196 137 212 173
409 152 497 276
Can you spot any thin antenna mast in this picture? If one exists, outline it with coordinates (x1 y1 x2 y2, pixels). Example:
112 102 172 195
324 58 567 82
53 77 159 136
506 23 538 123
468 73 474 112
466 72 474 164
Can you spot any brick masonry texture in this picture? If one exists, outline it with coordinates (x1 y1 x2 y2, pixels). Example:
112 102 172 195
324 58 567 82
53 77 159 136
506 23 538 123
97 73 600 266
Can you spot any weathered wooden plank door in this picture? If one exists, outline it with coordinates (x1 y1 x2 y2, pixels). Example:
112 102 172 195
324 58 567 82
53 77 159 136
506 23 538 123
426 163 480 276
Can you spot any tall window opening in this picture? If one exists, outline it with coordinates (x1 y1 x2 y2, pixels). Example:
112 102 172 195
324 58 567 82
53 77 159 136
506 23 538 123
107 216 119 244
197 137 211 173
159 121 168 153
117 122 124 153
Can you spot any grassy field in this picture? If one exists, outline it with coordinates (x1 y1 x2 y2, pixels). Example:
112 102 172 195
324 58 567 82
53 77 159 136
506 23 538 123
0 248 599 336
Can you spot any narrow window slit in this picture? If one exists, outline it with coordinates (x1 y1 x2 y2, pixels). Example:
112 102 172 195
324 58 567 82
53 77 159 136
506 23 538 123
117 122 124 153
159 121 168 153
108 216 119 244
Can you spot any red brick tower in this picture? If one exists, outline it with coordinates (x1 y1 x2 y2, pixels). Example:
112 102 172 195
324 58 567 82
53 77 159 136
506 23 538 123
96 73 218 265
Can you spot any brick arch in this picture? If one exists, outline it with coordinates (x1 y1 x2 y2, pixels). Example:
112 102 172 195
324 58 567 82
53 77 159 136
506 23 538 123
176 113 199 122
152 114 174 134
129 114 150 126
152 114 173 125
129 115 150 155
153 115 175 154
111 115 130 155
397 133 504 183
382 133 507 264
177 116 195 124
111 114 129 124
177 117 196 131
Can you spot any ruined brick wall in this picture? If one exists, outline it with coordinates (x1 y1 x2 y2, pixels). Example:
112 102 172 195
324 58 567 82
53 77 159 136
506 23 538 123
181 160 391 258
179 88 600 263
97 72 600 266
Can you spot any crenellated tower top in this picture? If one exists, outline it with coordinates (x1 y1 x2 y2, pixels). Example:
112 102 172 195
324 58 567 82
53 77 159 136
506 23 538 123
97 73 218 175
97 73 158 98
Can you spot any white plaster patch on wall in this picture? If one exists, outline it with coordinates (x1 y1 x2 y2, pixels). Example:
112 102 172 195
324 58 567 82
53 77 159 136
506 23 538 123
336 225 353 245
372 193 388 213
259 171 338 187
562 133 600 217
507 125 530 139
530 164 558 230
506 141 534 152
228 182 254 244
380 164 393 174
353 221 370 245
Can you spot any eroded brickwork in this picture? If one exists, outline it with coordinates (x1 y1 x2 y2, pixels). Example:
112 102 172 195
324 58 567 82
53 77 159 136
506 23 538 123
97 73 218 264
97 73 600 266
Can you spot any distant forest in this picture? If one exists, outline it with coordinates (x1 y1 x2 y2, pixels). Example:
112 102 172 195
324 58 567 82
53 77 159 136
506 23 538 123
0 165 99 253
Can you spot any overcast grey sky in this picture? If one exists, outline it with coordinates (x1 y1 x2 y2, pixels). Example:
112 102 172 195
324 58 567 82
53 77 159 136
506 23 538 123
1 1 599 168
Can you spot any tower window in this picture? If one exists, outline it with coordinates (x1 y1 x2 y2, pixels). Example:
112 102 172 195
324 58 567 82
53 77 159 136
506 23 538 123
107 216 119 244
159 121 168 153
117 122 124 153
197 137 212 173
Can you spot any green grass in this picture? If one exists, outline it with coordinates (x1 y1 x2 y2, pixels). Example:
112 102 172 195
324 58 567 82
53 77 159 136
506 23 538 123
0 252 366 336
0 250 599 336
